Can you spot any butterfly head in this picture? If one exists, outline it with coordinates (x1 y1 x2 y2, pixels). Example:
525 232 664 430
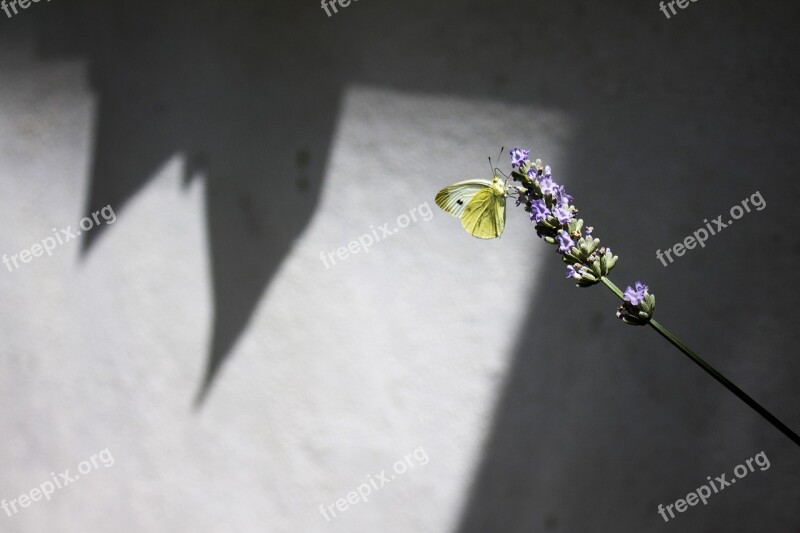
491 175 508 197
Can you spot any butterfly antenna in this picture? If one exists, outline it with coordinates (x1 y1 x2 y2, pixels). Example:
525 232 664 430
488 146 507 178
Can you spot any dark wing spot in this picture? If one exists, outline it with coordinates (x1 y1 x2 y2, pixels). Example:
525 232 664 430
457 199 463 205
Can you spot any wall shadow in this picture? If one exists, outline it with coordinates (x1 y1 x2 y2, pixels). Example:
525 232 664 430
26 0 349 404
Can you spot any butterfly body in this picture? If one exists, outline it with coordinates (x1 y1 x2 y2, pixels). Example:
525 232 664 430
435 176 508 239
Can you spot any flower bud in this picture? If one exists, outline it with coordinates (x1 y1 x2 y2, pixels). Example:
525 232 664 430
616 282 655 326
600 248 618 275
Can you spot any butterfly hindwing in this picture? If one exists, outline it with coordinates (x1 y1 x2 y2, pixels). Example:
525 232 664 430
460 188 506 239
435 180 493 219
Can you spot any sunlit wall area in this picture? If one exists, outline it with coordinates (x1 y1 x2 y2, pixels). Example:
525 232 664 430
0 46 564 531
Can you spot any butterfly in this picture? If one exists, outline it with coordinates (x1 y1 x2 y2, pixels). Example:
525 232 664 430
435 175 510 239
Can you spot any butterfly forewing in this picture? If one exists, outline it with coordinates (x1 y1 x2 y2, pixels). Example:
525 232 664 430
435 180 493 219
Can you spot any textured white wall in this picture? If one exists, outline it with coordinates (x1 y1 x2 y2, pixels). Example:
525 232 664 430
0 50 570 531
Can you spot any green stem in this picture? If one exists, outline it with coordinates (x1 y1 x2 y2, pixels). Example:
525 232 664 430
600 276 625 299
600 276 800 447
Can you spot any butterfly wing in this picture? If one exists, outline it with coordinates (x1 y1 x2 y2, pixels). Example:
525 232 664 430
435 180 493 219
460 188 506 239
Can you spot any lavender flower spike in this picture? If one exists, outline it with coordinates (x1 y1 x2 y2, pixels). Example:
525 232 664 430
508 152 618 288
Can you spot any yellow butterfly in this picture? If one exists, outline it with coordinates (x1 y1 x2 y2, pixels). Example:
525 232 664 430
435 175 509 239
